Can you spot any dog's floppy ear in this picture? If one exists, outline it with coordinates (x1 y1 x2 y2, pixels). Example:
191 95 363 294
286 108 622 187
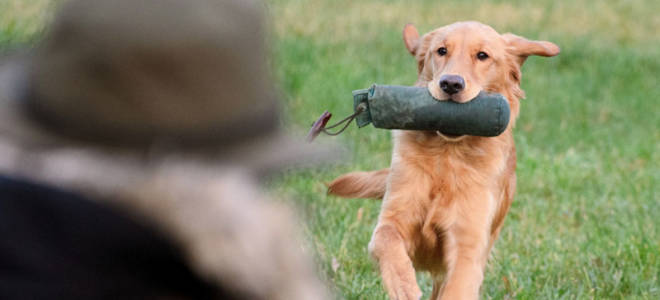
403 24 420 56
503 33 560 65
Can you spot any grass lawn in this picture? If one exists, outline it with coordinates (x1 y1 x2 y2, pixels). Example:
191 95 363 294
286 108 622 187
2 0 659 299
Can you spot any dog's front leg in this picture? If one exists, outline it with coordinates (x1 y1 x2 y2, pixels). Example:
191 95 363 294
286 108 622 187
368 161 433 300
369 223 421 300
438 190 495 300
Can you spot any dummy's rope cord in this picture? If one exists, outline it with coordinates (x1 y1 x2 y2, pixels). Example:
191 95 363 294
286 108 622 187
321 103 366 136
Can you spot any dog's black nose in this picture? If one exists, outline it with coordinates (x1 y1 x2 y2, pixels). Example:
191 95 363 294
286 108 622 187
439 75 465 95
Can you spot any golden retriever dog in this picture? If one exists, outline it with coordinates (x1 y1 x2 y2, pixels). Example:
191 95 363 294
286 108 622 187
328 21 559 299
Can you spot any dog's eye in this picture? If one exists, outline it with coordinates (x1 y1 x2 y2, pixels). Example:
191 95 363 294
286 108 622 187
477 51 489 60
437 47 447 56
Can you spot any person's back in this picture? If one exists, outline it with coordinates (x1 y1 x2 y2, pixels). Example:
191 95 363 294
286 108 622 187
0 175 224 299
0 0 330 299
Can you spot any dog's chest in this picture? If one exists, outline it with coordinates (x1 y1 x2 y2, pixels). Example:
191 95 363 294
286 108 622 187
406 145 504 263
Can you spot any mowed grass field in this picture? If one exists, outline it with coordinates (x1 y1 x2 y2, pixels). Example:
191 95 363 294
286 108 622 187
268 0 659 299
2 0 659 299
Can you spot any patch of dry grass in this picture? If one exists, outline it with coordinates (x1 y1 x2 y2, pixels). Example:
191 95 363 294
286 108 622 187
270 0 660 49
0 0 57 47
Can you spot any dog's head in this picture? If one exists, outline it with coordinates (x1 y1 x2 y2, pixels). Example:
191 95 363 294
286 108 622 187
403 21 559 121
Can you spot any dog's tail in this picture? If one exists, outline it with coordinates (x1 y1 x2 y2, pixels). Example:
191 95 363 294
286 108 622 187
327 168 389 199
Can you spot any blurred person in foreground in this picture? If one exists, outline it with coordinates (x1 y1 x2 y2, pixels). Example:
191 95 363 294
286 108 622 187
0 0 331 299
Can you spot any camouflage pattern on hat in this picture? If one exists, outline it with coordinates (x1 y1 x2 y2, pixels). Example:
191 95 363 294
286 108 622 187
27 0 279 148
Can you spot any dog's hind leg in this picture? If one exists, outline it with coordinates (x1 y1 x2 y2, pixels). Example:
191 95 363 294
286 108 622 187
369 224 422 300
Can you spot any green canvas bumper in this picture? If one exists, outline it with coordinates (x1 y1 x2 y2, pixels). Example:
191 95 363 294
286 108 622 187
353 84 510 137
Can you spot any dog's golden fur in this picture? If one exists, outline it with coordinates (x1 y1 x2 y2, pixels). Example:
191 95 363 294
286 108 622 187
329 21 559 299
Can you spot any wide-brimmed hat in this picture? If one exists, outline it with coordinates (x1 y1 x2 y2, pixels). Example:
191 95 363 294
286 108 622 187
0 0 335 172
